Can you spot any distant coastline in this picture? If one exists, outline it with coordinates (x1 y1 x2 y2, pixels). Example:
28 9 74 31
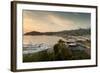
24 28 91 36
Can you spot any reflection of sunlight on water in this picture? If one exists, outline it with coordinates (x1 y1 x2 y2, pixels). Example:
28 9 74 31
23 35 67 54
23 35 66 47
23 35 66 54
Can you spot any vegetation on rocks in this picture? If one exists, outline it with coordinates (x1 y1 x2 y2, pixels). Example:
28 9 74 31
23 39 90 62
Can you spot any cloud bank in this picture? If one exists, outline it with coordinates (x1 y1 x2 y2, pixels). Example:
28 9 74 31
23 10 91 33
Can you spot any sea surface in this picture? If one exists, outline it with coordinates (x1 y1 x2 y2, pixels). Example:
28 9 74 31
23 35 66 47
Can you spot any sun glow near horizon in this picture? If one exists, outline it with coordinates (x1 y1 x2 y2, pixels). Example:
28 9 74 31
23 10 91 33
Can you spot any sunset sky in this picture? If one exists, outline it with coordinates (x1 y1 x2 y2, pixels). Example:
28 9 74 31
23 10 91 33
